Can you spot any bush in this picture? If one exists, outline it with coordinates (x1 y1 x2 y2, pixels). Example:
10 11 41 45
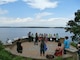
0 50 12 60
70 42 77 48
0 41 4 50
54 56 63 60
0 40 27 60
0 40 33 60
12 56 26 60
27 58 32 60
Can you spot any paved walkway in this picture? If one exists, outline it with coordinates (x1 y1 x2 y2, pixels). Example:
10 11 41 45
5 41 59 59
5 41 77 59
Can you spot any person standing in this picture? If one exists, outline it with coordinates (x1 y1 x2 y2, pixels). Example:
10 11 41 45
53 34 56 42
28 32 31 42
55 33 59 42
16 39 23 53
64 36 70 54
40 37 47 56
35 33 38 45
31 33 34 42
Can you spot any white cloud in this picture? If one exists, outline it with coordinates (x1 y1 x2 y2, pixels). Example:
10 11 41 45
0 11 70 27
23 0 58 10
0 8 8 15
47 18 70 27
35 12 53 19
0 0 18 5
0 17 32 24
0 16 70 27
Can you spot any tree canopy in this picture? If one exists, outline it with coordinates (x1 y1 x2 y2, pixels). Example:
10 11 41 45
65 10 80 40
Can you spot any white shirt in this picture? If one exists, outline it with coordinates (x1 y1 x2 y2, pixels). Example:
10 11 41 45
7 40 12 44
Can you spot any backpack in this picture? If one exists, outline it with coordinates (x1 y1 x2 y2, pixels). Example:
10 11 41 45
46 54 54 59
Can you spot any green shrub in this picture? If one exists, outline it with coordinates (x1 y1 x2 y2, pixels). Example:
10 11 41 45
70 42 77 48
67 57 73 60
12 56 26 60
0 41 26 60
0 41 4 50
27 58 32 60
0 40 33 60
54 56 63 60
0 50 12 60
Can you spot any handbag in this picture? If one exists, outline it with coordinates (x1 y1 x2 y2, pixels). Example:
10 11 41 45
44 43 47 51
46 54 54 59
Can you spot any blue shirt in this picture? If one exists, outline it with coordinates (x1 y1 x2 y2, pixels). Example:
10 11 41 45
64 39 70 49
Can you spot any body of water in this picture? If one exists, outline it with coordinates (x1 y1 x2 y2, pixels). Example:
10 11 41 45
0 28 73 44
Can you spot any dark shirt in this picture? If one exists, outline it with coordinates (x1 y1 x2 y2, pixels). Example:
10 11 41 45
17 41 21 47
40 42 44 50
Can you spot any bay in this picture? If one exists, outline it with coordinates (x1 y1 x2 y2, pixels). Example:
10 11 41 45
0 28 73 44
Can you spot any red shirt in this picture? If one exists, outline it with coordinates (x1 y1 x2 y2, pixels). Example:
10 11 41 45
54 47 63 56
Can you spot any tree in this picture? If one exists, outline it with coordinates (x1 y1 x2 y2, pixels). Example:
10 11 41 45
65 10 80 41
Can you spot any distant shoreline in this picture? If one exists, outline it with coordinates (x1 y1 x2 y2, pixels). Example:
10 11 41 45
0 26 65 28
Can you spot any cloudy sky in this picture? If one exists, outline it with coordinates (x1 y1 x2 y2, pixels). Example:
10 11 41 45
0 0 80 27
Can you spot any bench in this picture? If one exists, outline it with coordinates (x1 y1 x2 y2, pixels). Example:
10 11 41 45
65 46 78 60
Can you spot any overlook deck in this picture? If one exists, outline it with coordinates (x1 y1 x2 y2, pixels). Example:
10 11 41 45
5 41 77 60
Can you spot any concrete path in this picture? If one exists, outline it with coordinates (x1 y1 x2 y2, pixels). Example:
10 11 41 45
5 41 77 59
5 41 59 59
